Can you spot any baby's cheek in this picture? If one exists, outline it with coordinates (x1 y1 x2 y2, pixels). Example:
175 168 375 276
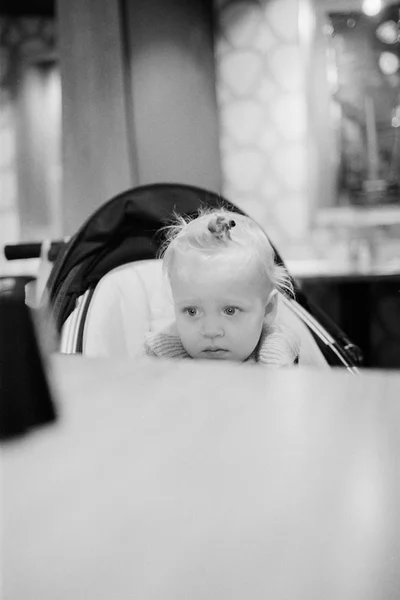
177 318 195 340
176 318 187 337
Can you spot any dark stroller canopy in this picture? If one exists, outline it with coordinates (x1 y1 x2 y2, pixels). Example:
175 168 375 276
50 183 244 289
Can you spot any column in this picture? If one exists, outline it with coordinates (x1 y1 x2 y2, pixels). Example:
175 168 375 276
57 0 222 236
123 0 222 191
57 0 134 235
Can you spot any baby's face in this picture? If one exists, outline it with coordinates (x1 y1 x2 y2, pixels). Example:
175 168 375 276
170 250 274 362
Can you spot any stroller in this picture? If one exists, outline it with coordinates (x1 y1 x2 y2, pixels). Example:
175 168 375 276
36 183 361 372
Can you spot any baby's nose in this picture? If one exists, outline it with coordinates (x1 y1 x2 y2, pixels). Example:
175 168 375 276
203 318 224 338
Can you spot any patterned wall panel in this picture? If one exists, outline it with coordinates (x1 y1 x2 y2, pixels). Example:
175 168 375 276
213 0 310 257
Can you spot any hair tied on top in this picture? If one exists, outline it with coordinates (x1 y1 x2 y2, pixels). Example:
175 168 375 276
207 215 236 240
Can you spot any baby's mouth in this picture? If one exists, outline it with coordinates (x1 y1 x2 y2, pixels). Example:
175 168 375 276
202 347 228 354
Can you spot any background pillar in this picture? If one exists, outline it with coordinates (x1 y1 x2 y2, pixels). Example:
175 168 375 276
57 0 222 236
57 0 134 235
122 0 222 191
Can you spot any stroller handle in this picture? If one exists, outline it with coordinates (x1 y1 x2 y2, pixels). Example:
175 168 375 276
4 241 65 263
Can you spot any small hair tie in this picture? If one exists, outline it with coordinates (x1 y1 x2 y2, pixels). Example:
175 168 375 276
208 216 236 240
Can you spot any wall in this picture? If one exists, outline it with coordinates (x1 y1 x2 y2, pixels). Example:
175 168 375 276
0 19 19 249
0 16 60 275
213 0 311 258
15 61 62 240
3 1 307 255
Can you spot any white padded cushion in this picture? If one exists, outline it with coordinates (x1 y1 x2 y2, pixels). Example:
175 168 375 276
83 259 328 367
84 260 174 358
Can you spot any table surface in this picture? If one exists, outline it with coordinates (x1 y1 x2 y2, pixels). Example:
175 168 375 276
3 356 400 600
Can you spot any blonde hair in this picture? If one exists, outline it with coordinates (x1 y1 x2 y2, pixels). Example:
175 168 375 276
159 207 294 298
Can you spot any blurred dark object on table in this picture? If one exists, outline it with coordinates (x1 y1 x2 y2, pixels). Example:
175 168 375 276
0 276 57 441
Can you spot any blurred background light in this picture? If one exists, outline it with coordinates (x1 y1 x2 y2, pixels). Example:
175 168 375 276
378 51 400 74
362 0 383 17
392 104 400 127
376 20 399 44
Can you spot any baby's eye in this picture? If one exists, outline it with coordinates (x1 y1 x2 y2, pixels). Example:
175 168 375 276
223 306 238 316
184 307 198 317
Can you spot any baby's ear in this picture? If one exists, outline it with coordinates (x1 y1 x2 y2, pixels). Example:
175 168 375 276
264 289 278 326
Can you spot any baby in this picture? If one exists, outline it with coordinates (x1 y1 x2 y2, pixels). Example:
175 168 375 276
145 208 300 366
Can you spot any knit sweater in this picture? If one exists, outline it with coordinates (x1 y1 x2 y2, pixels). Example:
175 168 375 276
144 323 300 367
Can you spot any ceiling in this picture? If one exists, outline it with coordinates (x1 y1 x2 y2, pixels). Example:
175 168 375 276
0 1 55 17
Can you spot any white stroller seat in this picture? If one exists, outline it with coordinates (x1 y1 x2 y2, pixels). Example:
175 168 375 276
61 259 328 367
84 260 174 358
